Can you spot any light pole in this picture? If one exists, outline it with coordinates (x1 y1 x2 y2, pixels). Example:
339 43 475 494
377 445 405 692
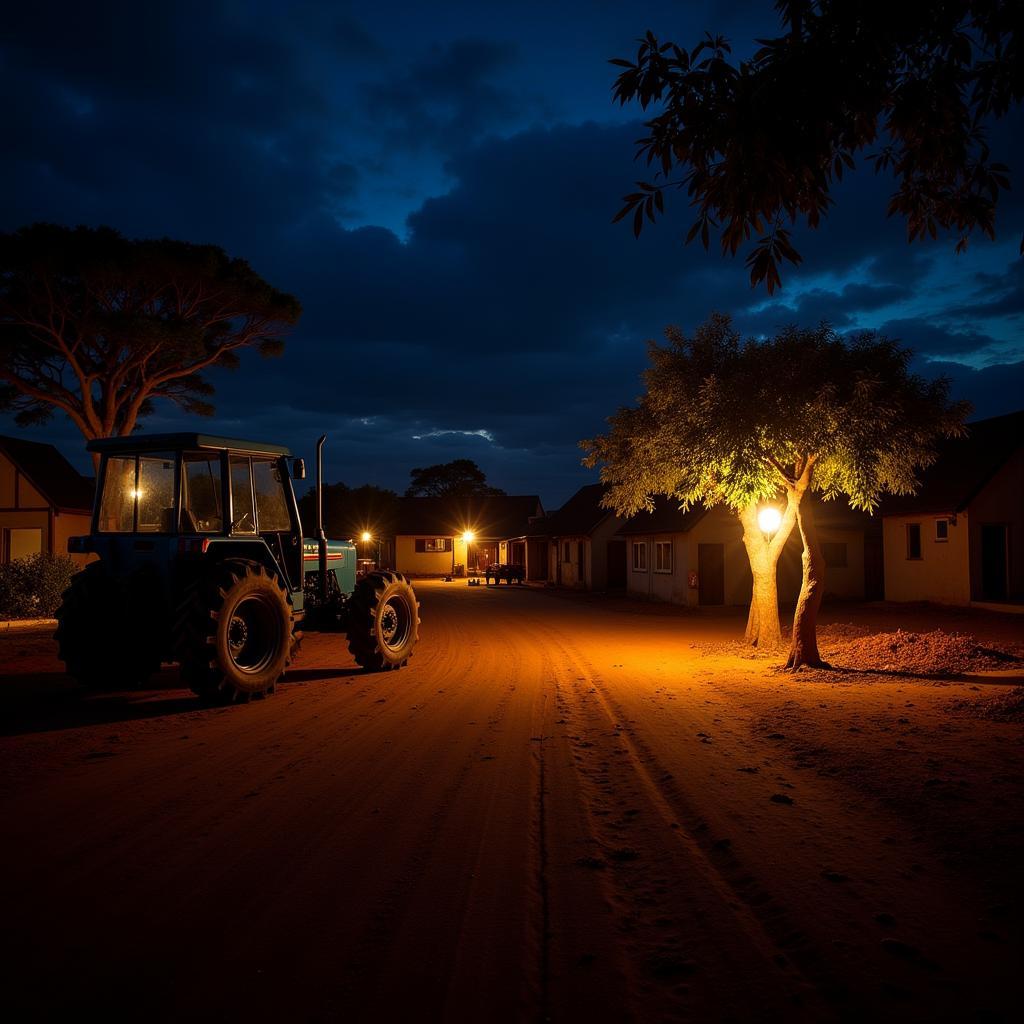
463 530 475 581
360 531 373 569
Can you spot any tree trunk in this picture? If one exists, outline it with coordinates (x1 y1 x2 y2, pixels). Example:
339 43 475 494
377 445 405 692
786 496 828 670
739 500 796 651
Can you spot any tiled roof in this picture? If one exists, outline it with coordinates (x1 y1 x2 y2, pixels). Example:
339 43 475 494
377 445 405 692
542 483 619 537
394 495 543 539
0 434 94 512
881 410 1024 516
617 497 708 536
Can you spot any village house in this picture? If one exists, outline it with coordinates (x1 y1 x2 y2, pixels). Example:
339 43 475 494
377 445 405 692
618 495 879 607
0 435 95 567
881 410 1024 606
524 483 627 590
393 494 543 577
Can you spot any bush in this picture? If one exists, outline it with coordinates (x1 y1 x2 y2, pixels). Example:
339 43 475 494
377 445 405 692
0 552 78 620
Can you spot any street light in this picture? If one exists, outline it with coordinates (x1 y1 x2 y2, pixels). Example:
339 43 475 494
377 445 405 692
757 505 782 536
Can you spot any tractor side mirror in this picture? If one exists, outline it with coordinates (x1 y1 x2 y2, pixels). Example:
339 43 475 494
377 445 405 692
292 458 306 480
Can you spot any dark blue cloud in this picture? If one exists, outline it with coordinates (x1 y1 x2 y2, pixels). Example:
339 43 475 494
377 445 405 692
1 1 1022 510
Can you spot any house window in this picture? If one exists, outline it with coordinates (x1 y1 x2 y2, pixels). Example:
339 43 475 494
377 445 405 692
415 537 451 553
906 523 922 560
562 540 571 562
934 519 949 542
654 540 672 573
822 542 847 568
632 541 647 572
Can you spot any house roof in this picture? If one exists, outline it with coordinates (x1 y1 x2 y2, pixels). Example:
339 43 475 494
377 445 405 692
881 410 1024 516
0 434 95 512
395 495 543 539
542 483 618 537
617 497 708 536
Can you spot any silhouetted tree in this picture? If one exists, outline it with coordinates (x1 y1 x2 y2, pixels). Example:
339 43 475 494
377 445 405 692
0 224 300 465
582 314 968 667
611 2 1020 291
298 482 400 542
405 459 505 498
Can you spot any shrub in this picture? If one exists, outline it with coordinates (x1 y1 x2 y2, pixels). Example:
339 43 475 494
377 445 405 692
0 552 78 620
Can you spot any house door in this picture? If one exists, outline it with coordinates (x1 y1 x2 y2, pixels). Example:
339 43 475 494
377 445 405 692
698 544 725 605
981 524 1008 600
864 533 884 600
607 540 626 588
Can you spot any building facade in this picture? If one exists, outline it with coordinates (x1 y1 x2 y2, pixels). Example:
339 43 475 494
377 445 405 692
0 435 95 566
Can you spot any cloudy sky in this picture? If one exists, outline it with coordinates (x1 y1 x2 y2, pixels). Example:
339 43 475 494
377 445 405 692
2 0 1022 510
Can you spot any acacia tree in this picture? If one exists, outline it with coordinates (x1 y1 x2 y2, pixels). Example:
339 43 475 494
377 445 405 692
405 459 506 498
0 224 301 466
611 2 1020 291
582 314 968 668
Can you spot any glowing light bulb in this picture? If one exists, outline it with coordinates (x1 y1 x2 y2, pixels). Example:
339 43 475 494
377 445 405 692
462 531 475 543
361 531 372 542
758 506 782 534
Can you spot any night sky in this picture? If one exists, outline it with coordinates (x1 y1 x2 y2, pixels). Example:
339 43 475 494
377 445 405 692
3 1 1022 510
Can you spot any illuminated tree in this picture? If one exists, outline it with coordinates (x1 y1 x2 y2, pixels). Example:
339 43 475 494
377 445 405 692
582 314 968 667
0 224 300 466
611 2 1021 291
405 459 505 498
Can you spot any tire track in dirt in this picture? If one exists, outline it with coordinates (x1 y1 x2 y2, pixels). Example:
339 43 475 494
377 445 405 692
531 616 837 1020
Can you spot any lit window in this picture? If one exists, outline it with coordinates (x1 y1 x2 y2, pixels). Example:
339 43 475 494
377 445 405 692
654 540 672 572
413 537 451 553
632 541 647 571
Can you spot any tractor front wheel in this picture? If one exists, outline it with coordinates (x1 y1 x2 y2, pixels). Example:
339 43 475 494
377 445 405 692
347 572 420 671
177 559 297 703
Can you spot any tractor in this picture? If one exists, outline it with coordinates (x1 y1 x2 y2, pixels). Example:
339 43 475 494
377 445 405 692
56 433 419 702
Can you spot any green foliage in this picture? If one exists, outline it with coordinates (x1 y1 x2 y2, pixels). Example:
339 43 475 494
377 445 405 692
582 314 969 514
611 3 1020 291
405 459 506 498
0 223 301 440
0 552 77 620
297 482 400 541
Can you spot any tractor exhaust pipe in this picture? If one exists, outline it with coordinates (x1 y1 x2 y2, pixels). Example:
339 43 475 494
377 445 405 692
316 434 328 605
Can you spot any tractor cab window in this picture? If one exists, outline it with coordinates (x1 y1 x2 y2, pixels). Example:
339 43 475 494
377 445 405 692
230 456 257 534
98 456 137 533
97 453 175 533
136 455 176 532
252 459 292 533
181 452 223 533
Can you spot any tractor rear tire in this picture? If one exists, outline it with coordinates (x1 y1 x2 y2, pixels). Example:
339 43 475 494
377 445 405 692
55 562 163 689
176 559 296 703
347 571 420 671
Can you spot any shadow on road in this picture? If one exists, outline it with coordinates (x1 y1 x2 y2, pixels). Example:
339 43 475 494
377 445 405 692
0 663 369 736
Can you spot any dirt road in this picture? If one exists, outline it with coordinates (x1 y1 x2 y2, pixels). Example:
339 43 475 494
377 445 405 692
1 582 1021 1021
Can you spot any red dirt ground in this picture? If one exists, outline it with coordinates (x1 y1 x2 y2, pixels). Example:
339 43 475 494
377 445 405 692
1 583 1021 1021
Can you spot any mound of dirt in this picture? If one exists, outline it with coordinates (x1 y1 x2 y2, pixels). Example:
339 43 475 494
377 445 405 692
946 686 1024 721
821 629 1021 676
